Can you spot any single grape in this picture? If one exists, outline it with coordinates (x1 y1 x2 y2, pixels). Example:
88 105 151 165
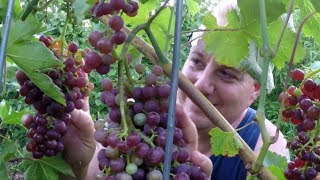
133 113 147 126
109 15 124 31
146 169 163 180
291 68 304 81
112 30 126 45
126 163 138 175
97 37 114 54
68 42 78 53
88 30 103 48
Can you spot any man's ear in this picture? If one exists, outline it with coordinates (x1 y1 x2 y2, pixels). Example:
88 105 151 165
252 82 261 100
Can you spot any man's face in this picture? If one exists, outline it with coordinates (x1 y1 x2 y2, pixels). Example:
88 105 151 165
180 40 260 129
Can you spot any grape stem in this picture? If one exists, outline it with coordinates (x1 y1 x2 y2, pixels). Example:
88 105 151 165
251 0 273 174
20 0 40 21
302 67 320 84
135 130 155 148
59 1 71 60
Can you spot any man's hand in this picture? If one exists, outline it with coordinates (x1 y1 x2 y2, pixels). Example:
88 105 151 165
62 97 97 179
176 105 213 178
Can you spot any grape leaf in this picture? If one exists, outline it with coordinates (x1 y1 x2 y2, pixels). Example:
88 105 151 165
0 100 32 125
6 42 65 105
72 0 90 24
7 19 44 48
238 0 286 26
298 1 320 46
23 154 75 180
262 19 305 69
203 30 249 67
263 150 288 170
202 13 217 29
0 161 9 180
5 64 19 83
267 165 286 180
0 138 18 161
311 0 320 12
151 7 175 52
123 0 159 29
185 0 200 16
0 0 22 23
209 128 242 157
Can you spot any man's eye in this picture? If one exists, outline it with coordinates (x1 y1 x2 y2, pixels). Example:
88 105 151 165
218 70 235 79
191 59 202 66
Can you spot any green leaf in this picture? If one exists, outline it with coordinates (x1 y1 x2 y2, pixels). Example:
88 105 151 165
263 150 288 170
123 0 159 29
203 30 249 67
73 0 90 24
0 100 32 125
0 0 22 23
267 165 286 180
298 1 320 46
209 128 242 157
311 0 320 12
202 13 217 29
185 0 200 16
151 7 175 51
264 19 305 69
7 42 65 105
7 19 44 48
0 161 9 180
0 138 18 161
23 154 75 180
238 0 286 26
5 64 19 82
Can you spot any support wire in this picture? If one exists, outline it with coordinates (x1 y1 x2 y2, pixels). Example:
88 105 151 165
0 0 15 93
163 0 183 179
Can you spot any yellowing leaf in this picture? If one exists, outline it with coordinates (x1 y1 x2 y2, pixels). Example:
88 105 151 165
209 128 242 157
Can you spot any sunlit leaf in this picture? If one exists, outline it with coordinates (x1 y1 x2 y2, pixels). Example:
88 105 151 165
209 128 242 157
7 42 65 105
185 0 200 16
203 30 249 67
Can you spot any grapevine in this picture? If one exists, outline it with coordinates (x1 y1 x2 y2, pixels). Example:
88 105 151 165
282 68 320 179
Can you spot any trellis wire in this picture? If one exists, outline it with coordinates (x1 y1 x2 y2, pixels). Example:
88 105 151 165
0 0 15 93
163 0 183 179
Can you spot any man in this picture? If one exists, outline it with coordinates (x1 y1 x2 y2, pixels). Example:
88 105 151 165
178 38 289 179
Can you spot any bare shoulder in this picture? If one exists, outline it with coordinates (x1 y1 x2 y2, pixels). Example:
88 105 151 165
254 119 290 161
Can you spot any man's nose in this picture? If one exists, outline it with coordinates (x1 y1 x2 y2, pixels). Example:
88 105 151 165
194 70 214 96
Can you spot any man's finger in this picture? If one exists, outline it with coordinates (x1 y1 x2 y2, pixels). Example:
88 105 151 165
69 109 94 134
190 151 213 179
176 104 198 151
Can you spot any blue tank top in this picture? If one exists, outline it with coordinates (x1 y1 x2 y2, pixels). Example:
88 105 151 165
209 108 260 180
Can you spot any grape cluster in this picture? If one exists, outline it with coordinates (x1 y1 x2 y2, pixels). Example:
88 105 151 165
94 65 208 179
82 0 138 74
281 68 320 179
18 37 93 159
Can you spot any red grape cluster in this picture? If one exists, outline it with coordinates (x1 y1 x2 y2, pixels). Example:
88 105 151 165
94 65 208 179
18 37 93 159
281 68 320 179
82 0 139 74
